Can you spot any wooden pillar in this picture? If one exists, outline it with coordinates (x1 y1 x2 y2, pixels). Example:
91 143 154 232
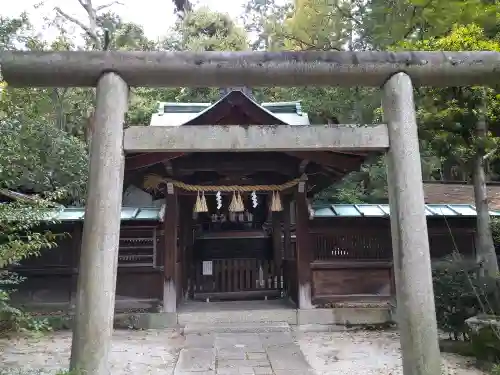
295 179 313 309
163 183 178 312
272 210 283 292
283 197 292 260
383 72 441 375
272 211 283 266
70 73 128 375
179 195 193 300
69 223 82 312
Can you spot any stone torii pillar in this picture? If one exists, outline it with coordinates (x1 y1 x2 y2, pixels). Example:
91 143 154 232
382 72 441 375
70 72 129 375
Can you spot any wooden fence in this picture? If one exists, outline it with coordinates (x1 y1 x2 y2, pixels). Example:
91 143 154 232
191 258 281 300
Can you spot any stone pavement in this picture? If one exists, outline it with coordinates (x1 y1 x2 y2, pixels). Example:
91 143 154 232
175 331 314 375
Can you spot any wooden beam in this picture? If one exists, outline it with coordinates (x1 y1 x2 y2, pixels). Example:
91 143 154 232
2 51 500 87
286 151 367 172
163 188 178 313
295 182 313 309
283 197 292 260
125 152 184 171
272 211 283 272
173 154 298 175
124 124 389 152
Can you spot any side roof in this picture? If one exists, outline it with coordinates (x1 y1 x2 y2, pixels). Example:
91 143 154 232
27 204 500 222
423 182 500 210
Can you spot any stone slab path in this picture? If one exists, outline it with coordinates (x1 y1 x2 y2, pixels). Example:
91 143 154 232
177 331 314 375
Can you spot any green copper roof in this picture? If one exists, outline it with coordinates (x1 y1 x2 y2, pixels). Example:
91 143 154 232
312 204 496 217
28 204 500 222
151 96 310 126
158 101 303 115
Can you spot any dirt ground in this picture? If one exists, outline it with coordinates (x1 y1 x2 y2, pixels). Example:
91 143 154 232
0 329 487 375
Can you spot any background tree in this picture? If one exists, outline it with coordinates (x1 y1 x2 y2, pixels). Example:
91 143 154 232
398 24 500 275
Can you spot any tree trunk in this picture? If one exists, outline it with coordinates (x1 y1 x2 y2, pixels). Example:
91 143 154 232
473 94 499 277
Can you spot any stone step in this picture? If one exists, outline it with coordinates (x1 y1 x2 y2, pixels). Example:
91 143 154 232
183 321 291 335
178 308 297 325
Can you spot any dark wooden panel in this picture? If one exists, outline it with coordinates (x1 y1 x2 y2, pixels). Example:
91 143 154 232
194 236 272 260
312 266 391 297
10 275 73 305
428 232 475 258
17 233 75 269
115 270 163 300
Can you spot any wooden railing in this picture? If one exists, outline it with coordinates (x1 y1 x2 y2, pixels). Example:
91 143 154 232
118 226 158 267
311 229 476 261
191 258 280 300
311 231 392 261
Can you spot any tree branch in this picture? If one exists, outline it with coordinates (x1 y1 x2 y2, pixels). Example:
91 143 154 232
55 7 95 41
55 0 103 50
402 0 433 40
96 1 123 11
280 32 341 51
332 3 362 27
483 148 497 161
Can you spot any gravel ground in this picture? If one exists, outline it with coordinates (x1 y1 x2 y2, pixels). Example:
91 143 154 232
0 329 487 375
297 330 486 375
0 330 184 374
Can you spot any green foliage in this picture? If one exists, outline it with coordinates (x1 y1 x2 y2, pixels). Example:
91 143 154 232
179 7 249 52
491 218 500 245
492 364 500 375
0 197 63 336
397 24 500 172
0 116 88 202
471 324 500 363
242 0 293 50
359 0 497 49
432 258 500 340
283 0 352 51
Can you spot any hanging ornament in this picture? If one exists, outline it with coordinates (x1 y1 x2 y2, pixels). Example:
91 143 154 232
229 192 238 212
236 192 245 212
200 191 208 212
159 203 166 222
216 191 222 210
271 191 283 212
194 191 208 213
194 192 202 213
251 191 258 208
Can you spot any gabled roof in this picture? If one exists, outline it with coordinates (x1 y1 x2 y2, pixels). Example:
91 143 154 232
423 182 500 210
150 90 310 126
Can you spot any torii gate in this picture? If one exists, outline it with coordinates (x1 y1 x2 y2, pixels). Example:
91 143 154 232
2 51 500 375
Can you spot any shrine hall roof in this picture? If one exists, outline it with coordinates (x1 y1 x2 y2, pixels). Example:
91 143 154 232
150 94 310 126
30 204 500 222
